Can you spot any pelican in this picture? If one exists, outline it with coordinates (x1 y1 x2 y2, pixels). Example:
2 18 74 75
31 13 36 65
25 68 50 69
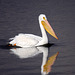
9 14 58 47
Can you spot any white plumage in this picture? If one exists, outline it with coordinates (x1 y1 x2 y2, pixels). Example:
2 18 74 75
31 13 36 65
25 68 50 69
9 33 42 47
9 14 58 47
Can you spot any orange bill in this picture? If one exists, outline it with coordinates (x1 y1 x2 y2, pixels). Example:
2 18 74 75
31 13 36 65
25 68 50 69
41 20 58 39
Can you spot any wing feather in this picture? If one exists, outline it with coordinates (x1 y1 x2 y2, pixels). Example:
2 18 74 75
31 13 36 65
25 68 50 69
9 33 42 47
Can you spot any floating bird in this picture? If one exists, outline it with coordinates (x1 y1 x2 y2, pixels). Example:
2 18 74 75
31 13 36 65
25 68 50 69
9 14 58 47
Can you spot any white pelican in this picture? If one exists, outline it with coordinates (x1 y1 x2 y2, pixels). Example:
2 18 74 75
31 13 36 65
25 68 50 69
9 14 58 47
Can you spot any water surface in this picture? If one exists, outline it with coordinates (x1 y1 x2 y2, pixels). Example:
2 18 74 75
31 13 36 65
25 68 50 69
0 0 75 75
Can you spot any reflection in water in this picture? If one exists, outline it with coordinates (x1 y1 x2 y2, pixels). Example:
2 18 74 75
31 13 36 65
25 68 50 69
43 52 59 74
10 46 58 75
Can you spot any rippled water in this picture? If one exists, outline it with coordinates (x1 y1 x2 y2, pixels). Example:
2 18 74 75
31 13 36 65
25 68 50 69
0 0 75 75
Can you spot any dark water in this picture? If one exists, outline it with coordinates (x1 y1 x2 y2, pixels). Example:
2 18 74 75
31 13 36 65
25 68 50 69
0 0 75 75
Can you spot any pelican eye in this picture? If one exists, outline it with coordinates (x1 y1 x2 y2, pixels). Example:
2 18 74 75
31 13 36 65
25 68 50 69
43 17 46 20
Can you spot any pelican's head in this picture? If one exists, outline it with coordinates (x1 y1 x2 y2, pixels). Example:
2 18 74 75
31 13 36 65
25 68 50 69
39 14 58 39
39 14 47 21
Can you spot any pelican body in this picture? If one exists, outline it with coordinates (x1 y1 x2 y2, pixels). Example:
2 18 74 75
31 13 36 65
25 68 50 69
9 14 58 47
